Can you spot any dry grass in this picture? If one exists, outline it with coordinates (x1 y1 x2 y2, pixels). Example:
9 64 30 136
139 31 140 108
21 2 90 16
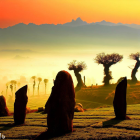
1 105 140 139
76 84 140 109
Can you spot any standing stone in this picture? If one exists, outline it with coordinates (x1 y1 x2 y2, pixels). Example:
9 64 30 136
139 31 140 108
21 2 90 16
0 95 10 116
113 77 127 119
14 85 28 125
45 70 75 136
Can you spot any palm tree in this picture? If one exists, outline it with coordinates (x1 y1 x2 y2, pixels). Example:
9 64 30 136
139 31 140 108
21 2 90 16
94 53 123 86
9 83 14 96
31 76 36 96
10 80 17 93
44 79 48 94
68 60 87 89
129 52 140 83
6 82 9 96
13 80 17 92
37 77 42 95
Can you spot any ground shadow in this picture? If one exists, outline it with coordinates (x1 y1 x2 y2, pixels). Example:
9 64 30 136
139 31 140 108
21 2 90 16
103 118 124 128
0 123 27 131
31 130 73 140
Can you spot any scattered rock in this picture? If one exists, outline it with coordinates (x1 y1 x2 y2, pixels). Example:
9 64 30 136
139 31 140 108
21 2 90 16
0 95 10 116
45 70 75 136
76 103 83 108
113 77 127 119
74 103 84 112
74 106 84 112
26 107 31 113
14 85 28 125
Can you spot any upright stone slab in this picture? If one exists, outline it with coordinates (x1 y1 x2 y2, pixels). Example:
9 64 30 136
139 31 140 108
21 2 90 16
0 95 10 116
45 70 75 136
14 85 28 124
113 77 127 119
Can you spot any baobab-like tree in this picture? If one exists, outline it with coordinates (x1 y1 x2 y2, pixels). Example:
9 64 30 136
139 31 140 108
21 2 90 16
37 77 42 95
44 79 48 94
94 53 123 86
129 52 140 83
31 76 36 96
68 60 87 89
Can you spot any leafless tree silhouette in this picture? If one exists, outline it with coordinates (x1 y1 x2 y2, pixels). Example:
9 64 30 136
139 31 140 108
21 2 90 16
94 53 123 86
68 60 87 89
129 52 140 83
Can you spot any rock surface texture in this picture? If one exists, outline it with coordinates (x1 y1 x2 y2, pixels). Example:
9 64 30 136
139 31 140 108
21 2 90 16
14 85 28 124
113 77 127 119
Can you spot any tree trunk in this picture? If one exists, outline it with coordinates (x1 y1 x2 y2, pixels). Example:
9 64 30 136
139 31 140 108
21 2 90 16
74 70 84 88
45 84 46 94
131 60 140 83
38 85 39 95
103 64 112 86
84 76 85 86
33 80 35 96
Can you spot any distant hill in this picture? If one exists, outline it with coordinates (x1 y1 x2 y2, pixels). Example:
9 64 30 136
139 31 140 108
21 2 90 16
76 83 140 108
0 18 140 49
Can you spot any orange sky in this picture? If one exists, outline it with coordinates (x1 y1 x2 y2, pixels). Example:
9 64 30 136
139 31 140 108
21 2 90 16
1 0 140 28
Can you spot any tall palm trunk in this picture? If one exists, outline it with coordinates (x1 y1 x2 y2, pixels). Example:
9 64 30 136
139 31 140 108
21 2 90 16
33 80 35 96
10 85 13 97
45 83 46 94
38 82 40 95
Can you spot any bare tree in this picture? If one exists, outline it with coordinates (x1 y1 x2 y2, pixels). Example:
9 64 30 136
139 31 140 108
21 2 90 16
129 52 140 83
44 79 48 94
68 60 87 89
31 76 36 96
37 77 42 95
94 53 123 86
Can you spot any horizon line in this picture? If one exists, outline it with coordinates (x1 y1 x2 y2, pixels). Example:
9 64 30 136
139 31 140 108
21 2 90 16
1 17 140 29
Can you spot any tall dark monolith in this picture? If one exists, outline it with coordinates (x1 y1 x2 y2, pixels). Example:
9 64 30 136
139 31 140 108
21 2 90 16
14 85 28 125
45 70 75 136
0 95 10 116
113 77 127 119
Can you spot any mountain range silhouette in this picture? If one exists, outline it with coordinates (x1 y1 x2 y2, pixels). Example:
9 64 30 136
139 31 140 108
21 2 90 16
0 17 140 49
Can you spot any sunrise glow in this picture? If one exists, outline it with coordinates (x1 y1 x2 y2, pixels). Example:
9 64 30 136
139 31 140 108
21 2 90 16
1 0 140 28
